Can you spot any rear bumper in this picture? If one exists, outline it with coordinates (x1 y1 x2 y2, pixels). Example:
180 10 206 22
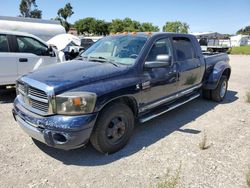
13 98 98 150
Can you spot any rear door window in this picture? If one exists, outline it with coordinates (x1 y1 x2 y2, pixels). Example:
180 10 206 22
173 37 196 61
0 35 9 52
16 36 49 56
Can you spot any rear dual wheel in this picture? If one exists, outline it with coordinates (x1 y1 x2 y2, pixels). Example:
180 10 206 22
202 75 228 102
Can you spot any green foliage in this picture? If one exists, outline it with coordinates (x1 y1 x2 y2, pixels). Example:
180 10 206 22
237 26 250 35
74 17 109 35
57 3 74 21
108 19 124 33
109 18 159 33
109 18 140 33
57 3 74 32
74 17 186 35
19 0 42 18
163 21 189 33
30 9 42 18
140 22 160 32
230 46 250 55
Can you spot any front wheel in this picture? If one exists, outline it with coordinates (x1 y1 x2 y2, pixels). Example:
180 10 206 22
90 103 134 154
211 75 228 102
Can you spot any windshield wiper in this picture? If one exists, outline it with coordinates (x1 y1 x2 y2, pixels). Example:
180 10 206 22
88 56 119 67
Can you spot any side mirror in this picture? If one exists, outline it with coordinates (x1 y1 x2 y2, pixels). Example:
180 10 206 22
48 46 55 57
145 55 172 69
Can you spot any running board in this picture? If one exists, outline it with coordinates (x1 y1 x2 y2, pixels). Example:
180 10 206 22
139 93 200 123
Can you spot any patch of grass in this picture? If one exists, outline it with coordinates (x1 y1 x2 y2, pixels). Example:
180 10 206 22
199 131 211 150
246 92 250 103
247 168 250 188
156 165 181 188
230 46 250 55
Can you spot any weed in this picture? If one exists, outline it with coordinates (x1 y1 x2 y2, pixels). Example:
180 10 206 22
156 165 181 188
199 131 211 150
247 168 250 188
246 92 250 103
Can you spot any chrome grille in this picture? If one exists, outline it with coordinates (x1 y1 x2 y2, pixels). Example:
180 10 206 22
29 98 49 112
28 87 47 100
17 81 49 114
18 82 26 95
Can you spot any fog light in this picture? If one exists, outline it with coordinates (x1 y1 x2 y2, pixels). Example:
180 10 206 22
52 133 67 144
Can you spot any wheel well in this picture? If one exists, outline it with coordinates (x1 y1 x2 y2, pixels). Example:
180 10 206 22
222 68 231 80
101 96 139 117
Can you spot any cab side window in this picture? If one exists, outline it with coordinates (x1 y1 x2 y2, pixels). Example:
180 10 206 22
146 38 172 62
16 36 49 56
173 37 196 61
0 35 9 52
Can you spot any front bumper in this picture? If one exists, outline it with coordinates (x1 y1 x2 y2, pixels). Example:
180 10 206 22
13 97 98 150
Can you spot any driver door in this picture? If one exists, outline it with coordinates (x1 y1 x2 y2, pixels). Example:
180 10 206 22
140 37 178 111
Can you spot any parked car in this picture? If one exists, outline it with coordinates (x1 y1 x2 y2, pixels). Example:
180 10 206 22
13 33 231 154
80 36 103 50
0 30 59 88
47 34 84 61
80 38 95 49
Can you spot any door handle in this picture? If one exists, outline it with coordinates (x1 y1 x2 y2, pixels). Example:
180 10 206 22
19 58 28 62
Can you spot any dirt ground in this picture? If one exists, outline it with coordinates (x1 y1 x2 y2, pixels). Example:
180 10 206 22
0 55 249 188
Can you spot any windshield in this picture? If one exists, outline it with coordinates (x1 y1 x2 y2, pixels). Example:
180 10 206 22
81 35 148 65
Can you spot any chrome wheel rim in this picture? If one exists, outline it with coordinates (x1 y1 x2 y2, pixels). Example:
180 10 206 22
220 81 227 98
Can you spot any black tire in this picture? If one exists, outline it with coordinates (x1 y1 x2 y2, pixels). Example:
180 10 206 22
90 103 134 154
211 75 228 102
202 89 211 100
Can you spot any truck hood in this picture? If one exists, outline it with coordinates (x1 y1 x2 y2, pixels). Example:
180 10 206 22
25 60 130 94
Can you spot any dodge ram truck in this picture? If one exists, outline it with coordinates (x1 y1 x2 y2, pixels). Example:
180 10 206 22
13 33 231 154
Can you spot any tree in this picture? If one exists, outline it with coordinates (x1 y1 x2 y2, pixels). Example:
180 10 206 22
109 19 124 33
237 26 250 35
74 17 162 35
122 18 140 32
163 21 189 33
74 18 110 35
95 20 110 35
57 3 74 32
140 22 159 32
74 17 96 35
19 0 42 18
109 18 142 33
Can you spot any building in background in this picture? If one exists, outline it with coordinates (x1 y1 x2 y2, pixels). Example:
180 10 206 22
67 28 78 36
230 35 250 47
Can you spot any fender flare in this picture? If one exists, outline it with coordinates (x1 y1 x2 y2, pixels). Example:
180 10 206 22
203 61 231 90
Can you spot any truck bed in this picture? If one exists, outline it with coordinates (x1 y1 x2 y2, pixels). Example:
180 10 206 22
203 52 229 67
203 52 229 81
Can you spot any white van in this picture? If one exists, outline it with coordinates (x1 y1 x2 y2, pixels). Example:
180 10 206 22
0 30 58 87
0 16 66 42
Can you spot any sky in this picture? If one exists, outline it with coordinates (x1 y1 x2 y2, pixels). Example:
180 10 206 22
0 0 250 34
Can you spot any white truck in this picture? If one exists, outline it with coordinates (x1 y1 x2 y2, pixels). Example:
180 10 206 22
0 30 59 89
0 16 65 41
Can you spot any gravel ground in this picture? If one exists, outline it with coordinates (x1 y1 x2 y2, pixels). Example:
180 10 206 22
0 55 249 188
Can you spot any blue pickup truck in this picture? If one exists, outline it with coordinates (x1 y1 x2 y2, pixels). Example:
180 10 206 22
13 33 231 154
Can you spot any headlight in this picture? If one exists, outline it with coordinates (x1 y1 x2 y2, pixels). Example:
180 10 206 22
56 92 97 115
